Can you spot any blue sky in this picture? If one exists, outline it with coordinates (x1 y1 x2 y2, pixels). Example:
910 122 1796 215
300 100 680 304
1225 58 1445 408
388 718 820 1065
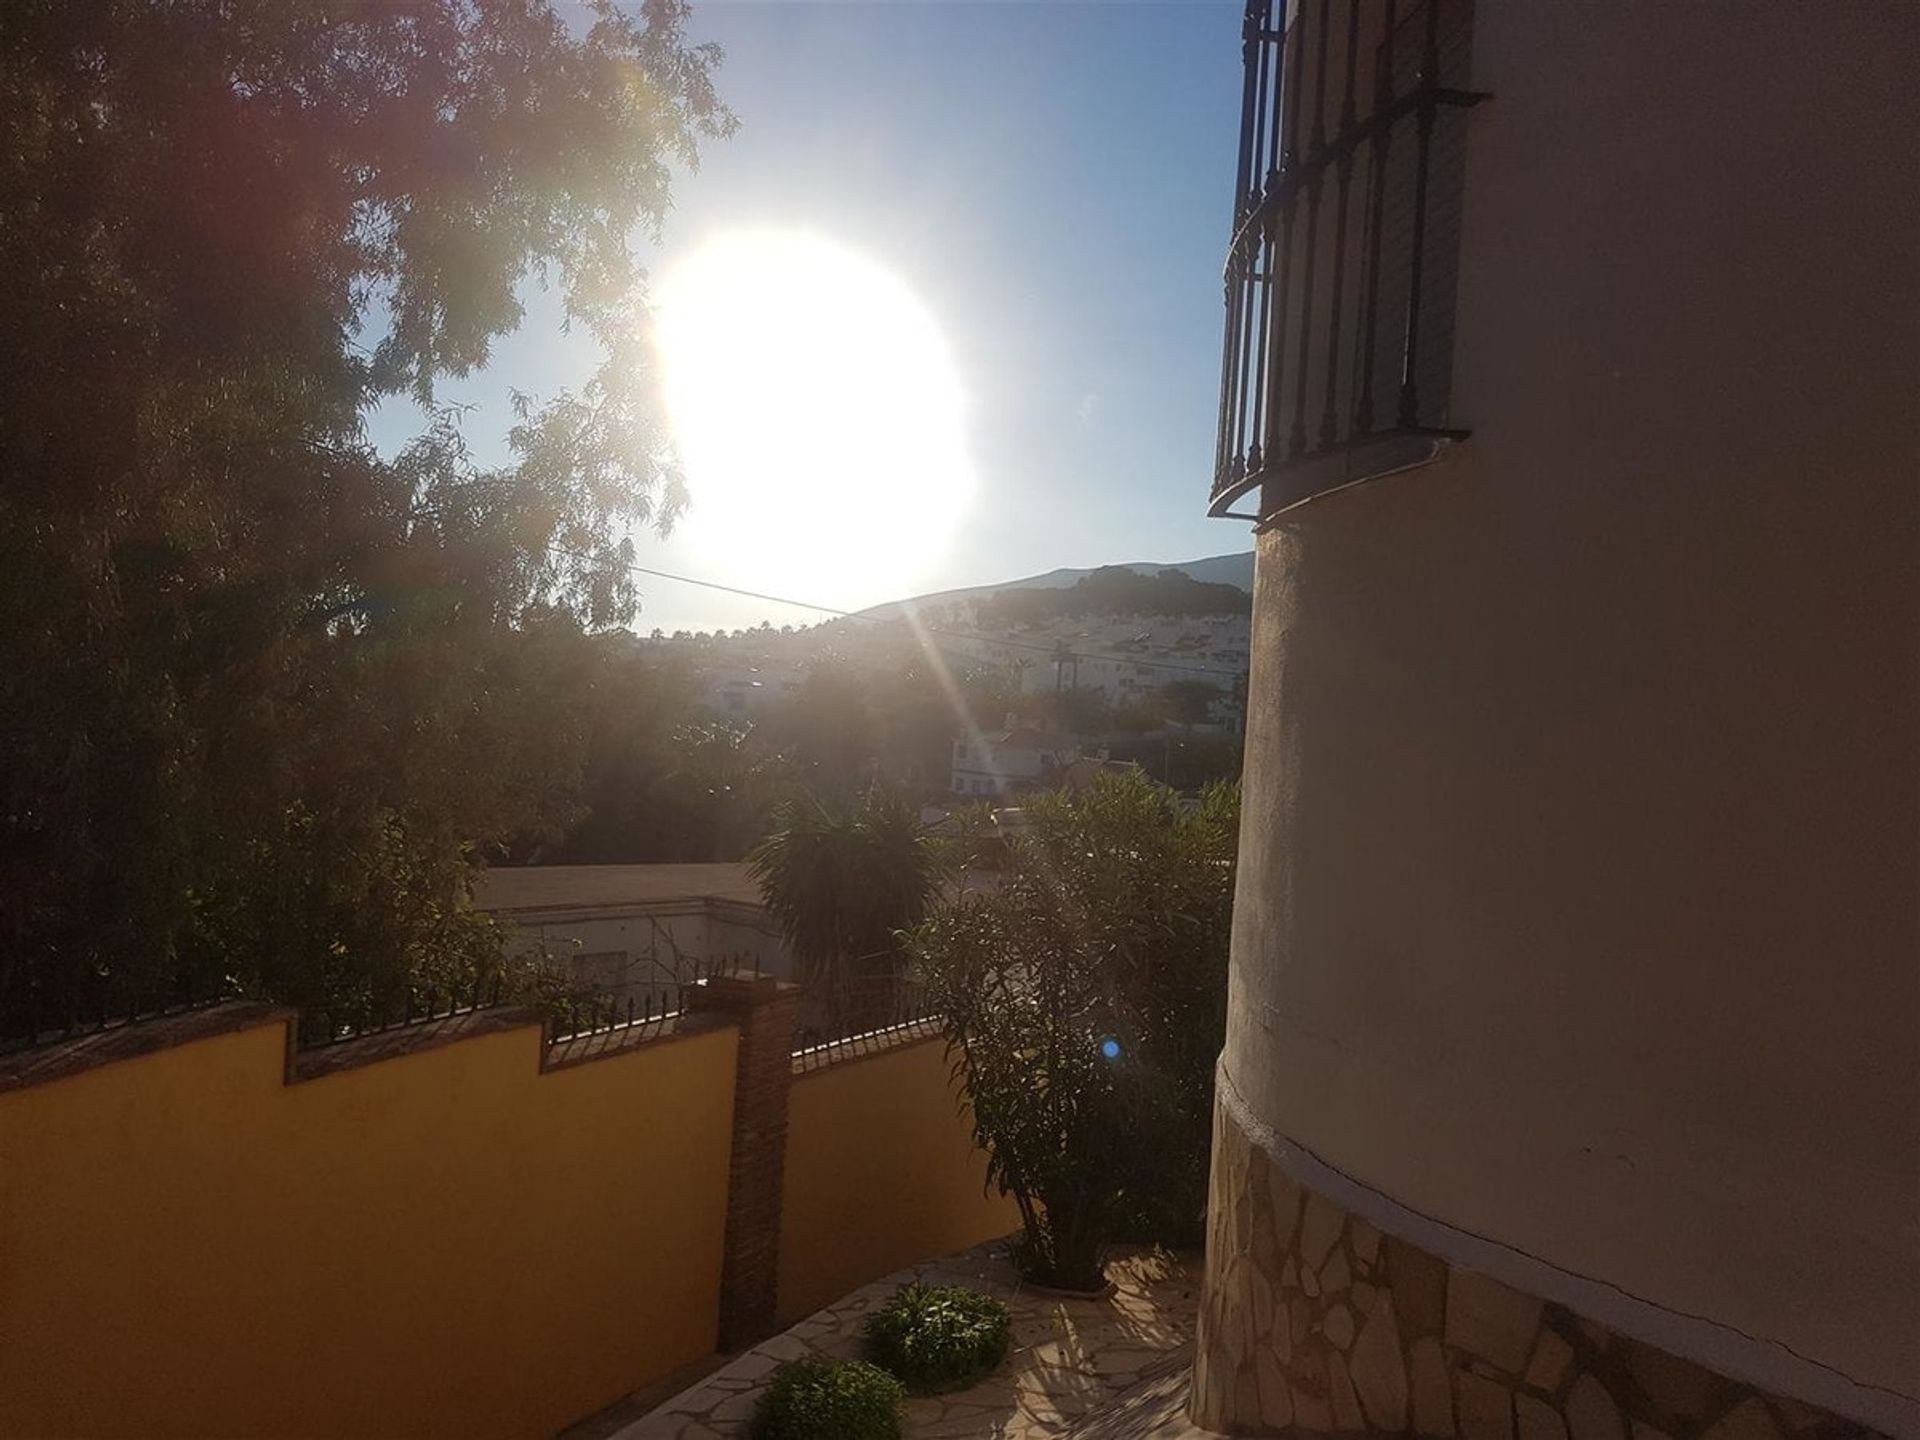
368 0 1250 633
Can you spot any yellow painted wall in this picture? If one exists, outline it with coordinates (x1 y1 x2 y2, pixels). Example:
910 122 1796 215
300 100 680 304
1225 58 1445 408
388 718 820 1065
777 1036 1018 1324
0 1014 737 1440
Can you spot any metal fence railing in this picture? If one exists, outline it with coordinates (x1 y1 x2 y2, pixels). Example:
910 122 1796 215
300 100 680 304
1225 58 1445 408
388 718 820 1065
4 955 953 1074
0 953 776 1064
542 952 763 1051
0 986 235 1060
790 976 942 1074
298 977 511 1052
1212 0 1487 523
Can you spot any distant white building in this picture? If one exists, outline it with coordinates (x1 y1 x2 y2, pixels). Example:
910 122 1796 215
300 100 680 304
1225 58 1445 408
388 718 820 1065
474 863 788 1003
934 614 1249 709
704 664 803 718
950 726 1080 798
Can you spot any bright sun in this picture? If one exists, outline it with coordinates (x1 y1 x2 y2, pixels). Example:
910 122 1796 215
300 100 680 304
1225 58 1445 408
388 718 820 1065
654 229 974 609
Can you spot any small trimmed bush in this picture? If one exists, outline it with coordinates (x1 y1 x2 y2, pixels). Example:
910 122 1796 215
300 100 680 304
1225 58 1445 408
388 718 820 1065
865 1283 1013 1394
750 1358 905 1440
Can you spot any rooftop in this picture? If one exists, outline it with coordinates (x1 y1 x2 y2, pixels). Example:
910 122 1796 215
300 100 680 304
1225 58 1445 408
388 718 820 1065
994 728 1078 751
473 863 765 914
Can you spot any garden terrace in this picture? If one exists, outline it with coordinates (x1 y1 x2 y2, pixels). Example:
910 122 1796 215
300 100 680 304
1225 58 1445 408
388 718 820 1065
612 1239 1202 1440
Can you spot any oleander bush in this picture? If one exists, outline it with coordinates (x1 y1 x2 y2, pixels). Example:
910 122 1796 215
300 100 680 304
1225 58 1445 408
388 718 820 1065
750 1358 905 1440
865 1284 1012 1394
911 772 1240 1288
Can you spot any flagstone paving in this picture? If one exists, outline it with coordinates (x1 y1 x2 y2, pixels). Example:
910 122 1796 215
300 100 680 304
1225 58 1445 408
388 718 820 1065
611 1240 1212 1439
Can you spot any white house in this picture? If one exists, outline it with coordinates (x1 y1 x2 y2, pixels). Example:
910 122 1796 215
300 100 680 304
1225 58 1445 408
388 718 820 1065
704 664 803 718
949 726 1079 798
473 863 788 1003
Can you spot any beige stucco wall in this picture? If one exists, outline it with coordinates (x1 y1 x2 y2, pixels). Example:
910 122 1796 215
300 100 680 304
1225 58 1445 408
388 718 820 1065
1225 0 1918 1419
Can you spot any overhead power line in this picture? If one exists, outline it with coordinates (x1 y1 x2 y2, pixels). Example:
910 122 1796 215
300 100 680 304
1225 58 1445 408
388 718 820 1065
587 552 1248 680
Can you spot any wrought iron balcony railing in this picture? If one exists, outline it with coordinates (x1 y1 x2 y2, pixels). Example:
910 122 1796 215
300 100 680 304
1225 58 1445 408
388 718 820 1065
1212 0 1487 522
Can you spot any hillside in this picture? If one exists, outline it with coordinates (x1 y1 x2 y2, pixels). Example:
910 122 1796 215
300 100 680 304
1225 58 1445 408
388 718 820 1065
859 550 1253 618
975 567 1249 626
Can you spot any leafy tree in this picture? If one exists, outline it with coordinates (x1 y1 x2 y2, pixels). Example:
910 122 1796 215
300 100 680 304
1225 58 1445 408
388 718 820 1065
0 0 733 1027
924 803 1005 876
1108 693 1173 734
911 771 1239 1287
972 589 1049 629
1160 679 1222 726
1016 686 1109 739
761 662 877 799
868 664 970 794
748 788 939 1038
663 719 799 861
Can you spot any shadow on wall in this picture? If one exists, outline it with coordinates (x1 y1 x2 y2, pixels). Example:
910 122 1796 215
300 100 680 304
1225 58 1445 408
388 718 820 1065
0 1000 1013 1439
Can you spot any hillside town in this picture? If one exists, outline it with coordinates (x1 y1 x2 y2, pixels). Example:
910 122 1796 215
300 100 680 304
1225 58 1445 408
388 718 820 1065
638 559 1252 803
3 5 1911 1440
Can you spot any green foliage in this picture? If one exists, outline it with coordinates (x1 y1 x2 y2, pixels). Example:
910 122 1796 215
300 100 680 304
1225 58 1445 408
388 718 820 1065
748 788 939 1035
0 1 732 1023
910 771 1240 1287
864 1284 1011 1394
750 1359 904 1440
752 657 1010 802
926 803 1005 875
1019 685 1111 739
760 664 877 801
1104 733 1245 790
536 646 1011 867
1158 679 1223 726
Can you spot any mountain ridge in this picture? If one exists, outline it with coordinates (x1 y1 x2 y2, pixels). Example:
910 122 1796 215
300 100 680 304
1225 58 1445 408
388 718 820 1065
857 550 1254 618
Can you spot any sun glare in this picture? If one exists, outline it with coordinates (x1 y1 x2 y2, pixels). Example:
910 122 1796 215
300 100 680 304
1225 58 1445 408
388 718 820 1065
654 229 974 609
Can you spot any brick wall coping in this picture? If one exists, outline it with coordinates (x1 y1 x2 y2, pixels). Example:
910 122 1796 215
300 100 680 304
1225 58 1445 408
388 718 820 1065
790 1018 947 1077
0 1002 293 1095
0 999 739 1096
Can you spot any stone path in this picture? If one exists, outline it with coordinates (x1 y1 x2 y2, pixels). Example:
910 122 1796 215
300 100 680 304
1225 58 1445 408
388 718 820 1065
1059 1359 1213 1440
611 1240 1212 1439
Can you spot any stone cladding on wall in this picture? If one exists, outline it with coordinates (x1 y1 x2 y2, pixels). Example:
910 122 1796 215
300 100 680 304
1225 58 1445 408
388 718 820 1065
1192 1102 1887 1440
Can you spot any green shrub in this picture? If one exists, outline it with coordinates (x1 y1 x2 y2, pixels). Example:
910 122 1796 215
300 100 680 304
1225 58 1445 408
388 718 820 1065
911 772 1239 1284
750 1358 905 1440
865 1283 1012 1393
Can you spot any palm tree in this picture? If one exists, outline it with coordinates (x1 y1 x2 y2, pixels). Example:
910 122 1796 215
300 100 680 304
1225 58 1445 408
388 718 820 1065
747 787 939 1038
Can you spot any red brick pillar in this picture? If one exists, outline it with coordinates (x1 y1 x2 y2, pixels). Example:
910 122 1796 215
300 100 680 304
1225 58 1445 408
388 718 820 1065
687 974 800 1350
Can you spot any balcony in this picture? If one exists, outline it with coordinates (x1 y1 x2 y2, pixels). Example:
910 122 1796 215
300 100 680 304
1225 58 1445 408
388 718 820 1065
1211 0 1487 524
